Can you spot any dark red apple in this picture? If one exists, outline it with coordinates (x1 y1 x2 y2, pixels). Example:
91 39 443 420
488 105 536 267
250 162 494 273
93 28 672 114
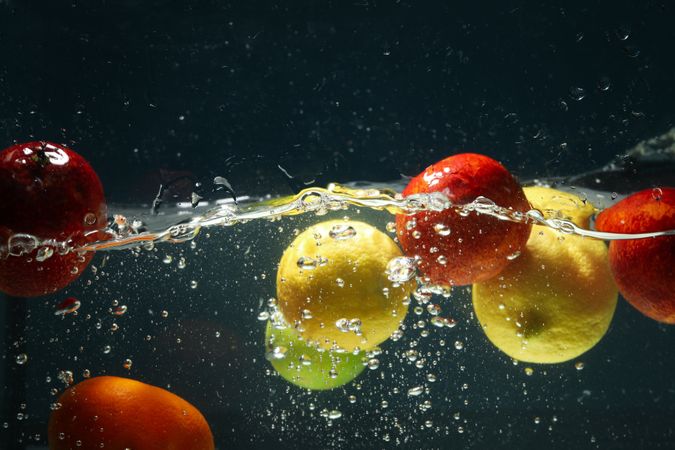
396 153 531 286
595 187 675 323
0 141 107 297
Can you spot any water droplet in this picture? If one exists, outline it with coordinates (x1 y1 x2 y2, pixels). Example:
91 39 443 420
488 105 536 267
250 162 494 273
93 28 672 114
433 223 451 236
162 255 173 264
454 341 464 350
16 353 28 365
327 410 342 420
161 310 169 318
390 329 403 341
367 358 380 370
652 188 663 201
57 370 74 386
54 297 81 316
297 256 318 270
405 349 419 362
266 346 287 360
112 305 128 316
408 386 424 396
335 278 345 288
257 311 270 321
385 222 396 233
335 318 350 333
177 257 187 269
190 280 198 289
329 224 357 240
123 359 133 370
385 256 417 283
525 367 534 376
615 25 630 41
427 304 441 316
83 213 97 225
507 251 521 261
36 246 54 262
8 234 38 256
575 361 585 371
436 255 447 265
569 86 586 101
597 77 611 92
302 309 313 320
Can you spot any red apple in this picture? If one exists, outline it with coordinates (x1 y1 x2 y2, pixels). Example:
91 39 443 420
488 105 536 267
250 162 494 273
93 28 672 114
396 153 531 286
0 142 107 297
595 187 675 323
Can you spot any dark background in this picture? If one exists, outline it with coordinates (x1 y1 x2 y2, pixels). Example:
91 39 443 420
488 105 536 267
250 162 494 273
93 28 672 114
1 0 674 200
1 1 675 450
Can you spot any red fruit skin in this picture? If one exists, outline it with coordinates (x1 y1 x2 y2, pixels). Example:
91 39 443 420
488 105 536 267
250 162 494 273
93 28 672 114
396 153 531 286
595 188 675 323
0 142 107 297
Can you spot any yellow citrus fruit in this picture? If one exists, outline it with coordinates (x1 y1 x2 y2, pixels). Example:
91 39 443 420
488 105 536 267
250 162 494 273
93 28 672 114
265 321 366 390
276 220 413 352
472 186 618 364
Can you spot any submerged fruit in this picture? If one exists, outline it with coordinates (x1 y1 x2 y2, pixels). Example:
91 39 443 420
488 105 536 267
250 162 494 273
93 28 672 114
595 187 675 323
396 153 531 286
265 321 366 390
276 220 413 352
48 376 214 450
472 187 618 363
0 141 107 297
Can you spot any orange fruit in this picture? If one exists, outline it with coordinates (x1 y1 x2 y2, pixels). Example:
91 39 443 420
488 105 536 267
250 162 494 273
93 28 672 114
48 376 214 450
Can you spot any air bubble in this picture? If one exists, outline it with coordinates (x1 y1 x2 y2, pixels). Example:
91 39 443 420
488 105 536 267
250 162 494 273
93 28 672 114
297 256 318 270
266 346 288 360
408 386 424 396
112 305 128 316
327 410 342 420
329 224 357 240
385 256 417 283
433 223 451 236
569 86 586 101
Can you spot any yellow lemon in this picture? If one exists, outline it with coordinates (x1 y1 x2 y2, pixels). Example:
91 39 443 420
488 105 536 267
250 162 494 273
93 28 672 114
472 187 618 364
276 220 413 352
265 321 366 390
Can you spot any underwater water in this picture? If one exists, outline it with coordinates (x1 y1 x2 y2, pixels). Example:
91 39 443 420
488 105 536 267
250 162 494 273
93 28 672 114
2 2 675 450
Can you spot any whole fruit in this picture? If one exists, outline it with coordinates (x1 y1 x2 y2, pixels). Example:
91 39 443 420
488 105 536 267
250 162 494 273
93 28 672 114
0 141 107 297
265 321 366 390
277 220 413 352
396 153 531 286
472 187 618 363
595 187 675 323
48 376 214 450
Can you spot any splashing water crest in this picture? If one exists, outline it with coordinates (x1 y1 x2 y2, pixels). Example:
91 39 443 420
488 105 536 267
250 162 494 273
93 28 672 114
1 182 674 259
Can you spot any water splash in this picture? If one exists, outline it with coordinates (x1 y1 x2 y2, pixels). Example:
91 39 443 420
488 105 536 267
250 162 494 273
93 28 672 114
2 182 674 257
